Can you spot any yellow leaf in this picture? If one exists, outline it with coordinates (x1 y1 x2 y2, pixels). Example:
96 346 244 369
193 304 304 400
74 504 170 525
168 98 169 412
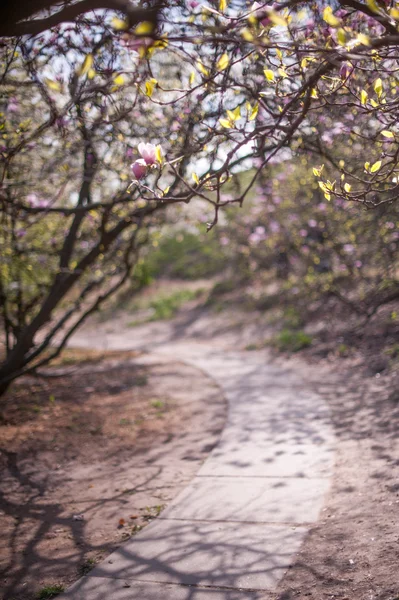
135 21 154 35
264 69 275 82
301 57 308 69
370 160 382 173
357 33 370 46
381 130 394 138
217 53 229 71
390 7 399 20
276 48 283 61
268 10 287 27
318 181 327 192
155 144 164 164
114 73 125 86
248 102 258 121
313 164 324 177
232 105 241 120
337 28 346 45
189 71 195 85
311 88 318 98
370 98 378 107
219 118 232 128
44 78 61 92
145 79 157 96
111 17 128 31
344 183 352 192
152 36 168 50
88 68 95 80
360 89 368 105
323 6 341 27
241 28 255 42
77 54 94 77
325 180 335 191
219 0 227 12
278 67 288 78
374 78 383 98
364 161 370 171
197 61 209 77
192 172 199 184
162 186 170 196
366 0 380 13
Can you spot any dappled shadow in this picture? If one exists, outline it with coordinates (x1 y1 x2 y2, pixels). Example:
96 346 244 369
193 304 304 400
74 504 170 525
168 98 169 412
0 358 226 600
67 308 399 599
54 344 337 599
271 363 399 599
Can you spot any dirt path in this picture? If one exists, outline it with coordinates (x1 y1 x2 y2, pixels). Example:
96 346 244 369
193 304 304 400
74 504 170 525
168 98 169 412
67 308 399 600
0 353 226 600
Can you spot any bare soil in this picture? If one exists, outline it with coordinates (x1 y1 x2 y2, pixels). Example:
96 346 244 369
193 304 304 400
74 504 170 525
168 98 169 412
0 349 226 600
274 355 399 600
71 289 399 600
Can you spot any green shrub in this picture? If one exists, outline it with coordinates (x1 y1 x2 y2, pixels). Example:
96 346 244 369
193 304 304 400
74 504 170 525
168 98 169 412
144 231 225 280
273 329 312 352
149 289 202 320
36 585 65 599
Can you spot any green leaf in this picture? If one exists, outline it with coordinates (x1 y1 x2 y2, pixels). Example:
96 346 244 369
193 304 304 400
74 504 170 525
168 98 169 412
370 160 382 173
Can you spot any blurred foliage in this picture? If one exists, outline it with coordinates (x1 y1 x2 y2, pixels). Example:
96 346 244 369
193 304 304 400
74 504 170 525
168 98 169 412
272 329 312 353
127 287 204 325
148 288 203 320
143 230 226 280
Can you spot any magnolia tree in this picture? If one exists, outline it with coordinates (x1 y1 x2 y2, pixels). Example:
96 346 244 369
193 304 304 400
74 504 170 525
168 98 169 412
1 0 399 393
215 157 398 314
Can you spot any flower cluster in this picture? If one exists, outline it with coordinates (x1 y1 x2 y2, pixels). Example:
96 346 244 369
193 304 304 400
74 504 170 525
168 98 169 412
131 143 164 180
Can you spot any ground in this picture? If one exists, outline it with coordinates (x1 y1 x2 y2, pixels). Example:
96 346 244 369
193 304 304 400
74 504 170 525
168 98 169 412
0 349 225 600
274 357 399 600
1 280 398 600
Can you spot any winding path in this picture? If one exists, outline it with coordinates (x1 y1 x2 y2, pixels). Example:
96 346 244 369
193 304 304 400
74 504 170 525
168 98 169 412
62 336 335 599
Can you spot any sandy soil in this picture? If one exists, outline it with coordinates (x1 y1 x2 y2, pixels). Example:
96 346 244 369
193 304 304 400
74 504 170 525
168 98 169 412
0 350 226 600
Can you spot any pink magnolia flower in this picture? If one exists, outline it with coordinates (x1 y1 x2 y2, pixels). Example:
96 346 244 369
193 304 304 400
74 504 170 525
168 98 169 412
138 142 163 165
251 2 271 26
131 159 147 179
122 34 153 54
7 97 18 113
339 62 353 81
